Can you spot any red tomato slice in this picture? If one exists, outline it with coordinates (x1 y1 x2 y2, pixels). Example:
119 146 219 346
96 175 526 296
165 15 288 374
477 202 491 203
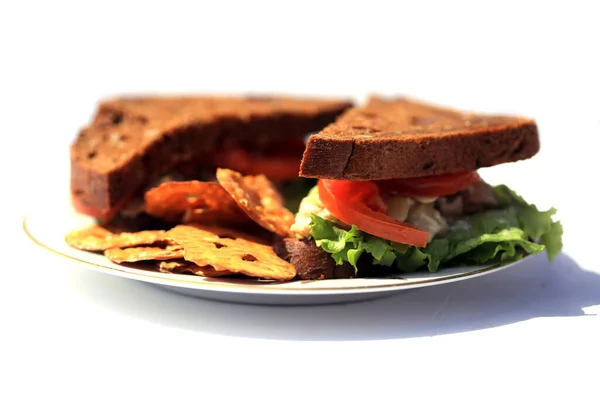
258 137 307 156
212 148 301 181
318 180 430 247
376 170 481 197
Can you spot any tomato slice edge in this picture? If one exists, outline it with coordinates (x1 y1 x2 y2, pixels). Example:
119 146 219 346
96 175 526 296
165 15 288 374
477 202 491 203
317 180 430 248
376 170 481 197
212 148 301 181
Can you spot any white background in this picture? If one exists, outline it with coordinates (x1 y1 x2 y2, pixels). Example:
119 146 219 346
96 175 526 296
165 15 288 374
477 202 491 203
2 1 600 399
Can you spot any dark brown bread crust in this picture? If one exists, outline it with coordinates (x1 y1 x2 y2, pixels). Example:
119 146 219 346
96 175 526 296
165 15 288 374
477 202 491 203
282 238 355 280
71 95 353 219
299 96 540 180
280 238 396 280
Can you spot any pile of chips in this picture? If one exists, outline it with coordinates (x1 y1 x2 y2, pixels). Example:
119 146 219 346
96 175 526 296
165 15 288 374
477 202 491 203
65 168 298 281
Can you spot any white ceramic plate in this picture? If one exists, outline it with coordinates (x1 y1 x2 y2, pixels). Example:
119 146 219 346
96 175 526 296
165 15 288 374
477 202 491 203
22 199 530 305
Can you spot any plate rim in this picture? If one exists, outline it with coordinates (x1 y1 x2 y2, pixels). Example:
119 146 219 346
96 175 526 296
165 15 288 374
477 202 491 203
22 210 528 297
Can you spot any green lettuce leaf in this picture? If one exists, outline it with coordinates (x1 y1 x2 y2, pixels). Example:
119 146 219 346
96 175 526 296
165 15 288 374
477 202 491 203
541 221 564 261
493 185 563 260
308 185 563 275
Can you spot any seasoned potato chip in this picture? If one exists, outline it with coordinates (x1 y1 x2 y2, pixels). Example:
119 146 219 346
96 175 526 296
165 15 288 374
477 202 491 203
104 245 184 263
179 223 269 244
65 225 167 251
144 180 251 224
158 260 235 277
216 168 295 238
166 224 296 281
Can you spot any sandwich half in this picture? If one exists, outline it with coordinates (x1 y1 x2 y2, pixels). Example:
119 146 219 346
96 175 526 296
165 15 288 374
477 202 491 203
282 96 563 280
70 95 353 222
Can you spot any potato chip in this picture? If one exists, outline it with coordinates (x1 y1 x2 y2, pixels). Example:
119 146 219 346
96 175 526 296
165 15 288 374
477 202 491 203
144 180 251 225
180 219 276 248
158 260 234 277
165 224 296 281
65 225 167 251
216 168 295 238
180 223 269 244
104 245 184 263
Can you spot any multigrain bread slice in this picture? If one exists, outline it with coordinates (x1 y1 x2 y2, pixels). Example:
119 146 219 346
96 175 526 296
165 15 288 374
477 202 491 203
71 95 353 220
299 96 540 180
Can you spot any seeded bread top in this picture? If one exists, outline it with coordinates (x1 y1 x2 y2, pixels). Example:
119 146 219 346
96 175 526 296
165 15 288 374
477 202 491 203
70 95 353 219
73 95 353 173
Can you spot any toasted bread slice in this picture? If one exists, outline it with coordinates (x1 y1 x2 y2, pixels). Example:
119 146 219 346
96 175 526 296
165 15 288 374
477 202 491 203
70 95 353 220
299 96 539 180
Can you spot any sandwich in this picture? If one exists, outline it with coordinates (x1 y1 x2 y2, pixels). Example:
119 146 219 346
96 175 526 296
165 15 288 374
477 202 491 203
70 95 353 223
281 96 563 280
66 94 563 283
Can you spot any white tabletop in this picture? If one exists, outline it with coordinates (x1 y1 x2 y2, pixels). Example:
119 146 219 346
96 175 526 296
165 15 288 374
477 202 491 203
3 2 600 399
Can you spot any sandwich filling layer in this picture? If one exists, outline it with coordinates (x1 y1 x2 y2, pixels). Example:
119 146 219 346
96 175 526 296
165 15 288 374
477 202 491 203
78 137 316 222
290 172 563 275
